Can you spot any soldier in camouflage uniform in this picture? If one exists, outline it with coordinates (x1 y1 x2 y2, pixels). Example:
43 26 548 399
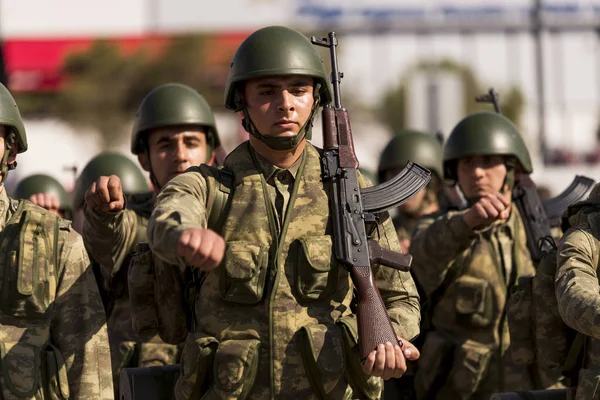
0 83 113 398
377 130 444 252
14 173 73 218
410 112 537 399
146 26 421 400
555 183 600 399
82 84 220 395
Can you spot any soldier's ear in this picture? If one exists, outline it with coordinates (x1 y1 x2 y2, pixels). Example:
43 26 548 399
137 153 150 172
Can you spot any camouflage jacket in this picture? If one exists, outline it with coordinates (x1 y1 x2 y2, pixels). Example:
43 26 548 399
147 142 421 400
83 191 180 385
392 213 418 244
556 184 600 399
410 208 536 399
0 188 113 399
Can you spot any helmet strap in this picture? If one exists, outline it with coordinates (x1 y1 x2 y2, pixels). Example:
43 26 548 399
0 132 16 185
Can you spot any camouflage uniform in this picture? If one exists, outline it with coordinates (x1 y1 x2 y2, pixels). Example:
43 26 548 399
411 209 536 399
0 82 113 399
84 192 180 375
556 184 600 399
83 84 220 394
76 152 169 393
410 112 537 399
147 141 421 400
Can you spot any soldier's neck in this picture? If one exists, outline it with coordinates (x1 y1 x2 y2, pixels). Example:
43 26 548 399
250 137 306 169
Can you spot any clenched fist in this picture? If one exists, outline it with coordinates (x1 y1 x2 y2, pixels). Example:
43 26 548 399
362 338 420 380
463 192 511 230
178 227 225 271
29 193 61 216
85 175 125 214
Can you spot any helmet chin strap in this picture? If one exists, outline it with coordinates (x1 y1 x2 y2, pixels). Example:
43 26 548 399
238 83 322 152
0 132 16 185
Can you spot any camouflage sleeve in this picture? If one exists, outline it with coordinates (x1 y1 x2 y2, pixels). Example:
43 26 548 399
83 205 139 288
373 214 421 341
555 227 600 339
409 211 476 297
51 230 113 399
147 169 208 267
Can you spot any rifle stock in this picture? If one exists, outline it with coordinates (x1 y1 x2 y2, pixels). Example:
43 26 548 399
312 32 431 360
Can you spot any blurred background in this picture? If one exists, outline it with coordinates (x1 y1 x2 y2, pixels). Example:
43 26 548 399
2 0 600 195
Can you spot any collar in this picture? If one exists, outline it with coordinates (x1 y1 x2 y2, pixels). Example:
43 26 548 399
253 148 303 182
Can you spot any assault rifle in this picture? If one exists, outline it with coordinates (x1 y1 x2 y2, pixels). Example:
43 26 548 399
476 88 595 263
311 32 431 360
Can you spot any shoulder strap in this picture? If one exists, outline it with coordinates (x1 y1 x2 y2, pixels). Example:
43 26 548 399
202 165 234 235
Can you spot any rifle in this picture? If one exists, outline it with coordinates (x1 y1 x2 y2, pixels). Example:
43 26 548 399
311 32 431 360
475 88 595 263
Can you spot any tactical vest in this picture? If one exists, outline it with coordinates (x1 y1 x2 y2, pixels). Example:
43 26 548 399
415 210 536 399
0 199 71 400
129 143 382 400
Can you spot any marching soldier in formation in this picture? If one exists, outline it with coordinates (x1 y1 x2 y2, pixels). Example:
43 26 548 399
145 26 421 399
410 112 538 399
0 83 114 398
81 83 221 395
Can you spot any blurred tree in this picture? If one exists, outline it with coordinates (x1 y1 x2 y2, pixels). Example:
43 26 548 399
378 59 525 132
17 34 235 150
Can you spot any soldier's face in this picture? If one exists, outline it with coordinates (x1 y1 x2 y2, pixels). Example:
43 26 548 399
0 126 17 179
244 76 315 137
139 126 214 189
457 155 507 198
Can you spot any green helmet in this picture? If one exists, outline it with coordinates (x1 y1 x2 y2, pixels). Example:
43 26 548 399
14 174 71 211
131 83 220 155
443 112 533 181
224 26 332 151
378 130 443 183
73 152 150 210
0 83 26 153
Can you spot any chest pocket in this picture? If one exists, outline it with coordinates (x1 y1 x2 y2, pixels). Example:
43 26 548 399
293 235 338 301
220 241 269 304
1 205 60 320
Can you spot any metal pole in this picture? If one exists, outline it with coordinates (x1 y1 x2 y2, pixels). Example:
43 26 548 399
533 0 548 164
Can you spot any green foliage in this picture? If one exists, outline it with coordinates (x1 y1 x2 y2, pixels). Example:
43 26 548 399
378 58 526 132
22 34 233 149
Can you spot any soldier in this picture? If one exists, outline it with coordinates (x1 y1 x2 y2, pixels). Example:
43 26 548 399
82 84 220 395
377 130 444 252
410 112 537 399
0 83 113 397
146 26 421 400
72 151 149 233
14 173 73 218
555 184 600 399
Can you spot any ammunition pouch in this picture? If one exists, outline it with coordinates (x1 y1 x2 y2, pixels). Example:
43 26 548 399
294 235 339 301
129 243 189 345
0 340 70 400
300 322 345 399
454 275 494 329
219 241 269 305
507 276 535 366
175 333 260 400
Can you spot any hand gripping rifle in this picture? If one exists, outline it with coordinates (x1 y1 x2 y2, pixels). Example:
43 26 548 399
311 32 431 360
476 88 595 263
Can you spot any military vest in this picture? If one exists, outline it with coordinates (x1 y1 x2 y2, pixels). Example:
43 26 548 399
0 199 71 400
415 210 536 398
129 143 383 400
